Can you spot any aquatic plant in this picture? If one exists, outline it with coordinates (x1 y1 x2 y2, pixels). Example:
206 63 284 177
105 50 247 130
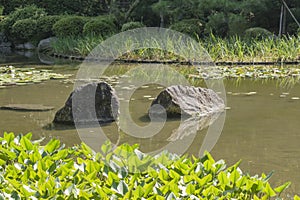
0 132 293 199
0 66 72 88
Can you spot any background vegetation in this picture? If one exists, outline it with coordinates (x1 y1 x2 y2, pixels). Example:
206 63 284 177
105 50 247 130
1 0 300 40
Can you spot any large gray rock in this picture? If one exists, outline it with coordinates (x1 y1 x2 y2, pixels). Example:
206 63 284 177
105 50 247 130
0 32 12 53
149 85 225 117
54 82 119 125
15 42 36 50
38 37 57 53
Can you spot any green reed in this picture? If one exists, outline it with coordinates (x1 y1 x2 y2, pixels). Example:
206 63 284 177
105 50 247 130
51 34 300 63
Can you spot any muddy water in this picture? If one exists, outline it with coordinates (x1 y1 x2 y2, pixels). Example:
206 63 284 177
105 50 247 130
0 63 300 195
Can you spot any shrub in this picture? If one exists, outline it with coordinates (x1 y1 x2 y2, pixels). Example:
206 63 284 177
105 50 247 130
11 18 37 43
83 16 117 37
0 6 3 15
244 27 273 39
169 19 204 38
121 21 145 32
0 132 291 199
227 14 248 36
0 5 46 42
52 16 88 37
205 12 228 38
36 15 63 40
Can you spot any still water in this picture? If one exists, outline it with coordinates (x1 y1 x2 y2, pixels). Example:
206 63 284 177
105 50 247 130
0 57 300 195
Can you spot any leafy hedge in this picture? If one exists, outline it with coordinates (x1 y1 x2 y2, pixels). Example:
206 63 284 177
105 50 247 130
121 21 145 32
11 18 37 43
0 132 294 199
245 27 273 40
0 5 46 42
36 15 63 40
83 16 118 37
52 16 88 37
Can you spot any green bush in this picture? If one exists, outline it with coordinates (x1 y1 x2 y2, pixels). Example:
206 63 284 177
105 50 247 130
205 12 228 37
0 5 46 42
1 0 105 16
169 19 204 38
228 14 248 36
244 27 273 39
11 18 37 43
36 15 63 40
83 16 117 37
0 6 3 15
52 16 88 37
0 132 291 199
121 21 145 32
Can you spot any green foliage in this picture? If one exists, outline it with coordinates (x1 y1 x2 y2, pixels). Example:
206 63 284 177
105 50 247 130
52 33 300 63
245 27 273 40
0 6 4 15
1 0 108 16
0 66 72 88
0 133 291 199
2 0 300 36
0 5 46 42
36 15 63 40
205 12 229 37
52 16 88 37
11 18 37 43
121 21 145 32
83 16 118 37
170 19 204 38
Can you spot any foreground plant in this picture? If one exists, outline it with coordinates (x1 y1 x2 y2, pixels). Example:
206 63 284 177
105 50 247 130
0 132 294 199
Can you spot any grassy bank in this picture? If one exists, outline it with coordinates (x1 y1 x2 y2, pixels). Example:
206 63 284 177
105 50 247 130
51 34 300 63
0 132 294 199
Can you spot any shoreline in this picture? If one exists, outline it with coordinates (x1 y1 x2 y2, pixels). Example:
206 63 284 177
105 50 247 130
51 52 300 66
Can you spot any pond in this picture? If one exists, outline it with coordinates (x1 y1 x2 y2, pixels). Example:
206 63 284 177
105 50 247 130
1 53 300 195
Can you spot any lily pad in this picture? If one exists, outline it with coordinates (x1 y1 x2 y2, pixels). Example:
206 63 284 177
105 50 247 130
0 66 72 87
0 104 54 111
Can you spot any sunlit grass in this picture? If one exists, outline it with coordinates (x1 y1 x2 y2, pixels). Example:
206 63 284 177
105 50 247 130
51 34 300 63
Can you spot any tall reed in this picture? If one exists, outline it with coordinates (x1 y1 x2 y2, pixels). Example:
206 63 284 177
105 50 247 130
51 34 300 62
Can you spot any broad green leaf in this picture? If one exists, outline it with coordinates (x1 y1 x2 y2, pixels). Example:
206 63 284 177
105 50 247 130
24 132 33 140
274 181 291 193
81 142 94 157
186 183 196 194
294 195 300 200
20 136 33 151
44 139 60 154
133 185 144 197
199 174 212 186
202 185 220 197
158 169 170 181
169 169 180 180
263 182 276 197
0 158 5 166
236 176 247 188
217 171 229 186
3 132 15 144
144 181 155 197
230 168 240 184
